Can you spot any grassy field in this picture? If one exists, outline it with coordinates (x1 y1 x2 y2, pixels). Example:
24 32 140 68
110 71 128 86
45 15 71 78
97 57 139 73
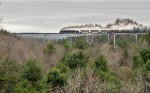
0 30 150 93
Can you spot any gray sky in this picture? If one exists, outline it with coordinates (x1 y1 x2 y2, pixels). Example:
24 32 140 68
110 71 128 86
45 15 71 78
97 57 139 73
0 0 149 1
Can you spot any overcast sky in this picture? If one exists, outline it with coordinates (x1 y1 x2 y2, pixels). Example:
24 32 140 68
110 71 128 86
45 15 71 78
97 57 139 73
1 0 149 1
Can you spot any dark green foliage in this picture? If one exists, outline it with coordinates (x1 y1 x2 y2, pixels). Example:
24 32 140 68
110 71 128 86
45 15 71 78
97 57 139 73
14 80 38 93
47 68 67 87
142 60 150 75
63 43 71 51
58 39 68 45
73 37 89 49
132 48 150 92
142 32 150 45
14 59 48 93
94 55 108 72
94 55 121 92
142 60 150 93
58 39 71 51
95 71 121 93
132 55 144 69
21 59 43 83
133 48 150 70
14 79 48 93
0 58 19 82
43 43 56 55
0 58 20 93
140 48 150 62
62 51 88 69
116 36 135 48
94 35 108 43
116 39 128 48
93 55 119 83
56 63 70 73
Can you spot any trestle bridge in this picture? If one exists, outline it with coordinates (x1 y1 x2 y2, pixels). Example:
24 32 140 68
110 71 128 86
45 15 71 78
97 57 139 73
15 33 146 45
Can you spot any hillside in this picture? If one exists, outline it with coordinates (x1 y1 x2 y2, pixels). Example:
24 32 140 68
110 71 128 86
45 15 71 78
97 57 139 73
0 30 150 93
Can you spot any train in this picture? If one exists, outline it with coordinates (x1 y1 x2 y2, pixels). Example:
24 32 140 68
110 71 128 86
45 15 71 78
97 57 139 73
60 29 149 34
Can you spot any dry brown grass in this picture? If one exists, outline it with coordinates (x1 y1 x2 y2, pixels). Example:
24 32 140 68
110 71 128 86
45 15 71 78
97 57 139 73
85 44 123 72
0 34 65 71
52 68 145 93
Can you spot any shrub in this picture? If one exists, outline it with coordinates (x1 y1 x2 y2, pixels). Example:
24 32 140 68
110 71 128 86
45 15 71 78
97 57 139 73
47 68 67 87
99 71 119 83
14 59 48 93
132 49 150 92
116 36 135 48
94 35 108 44
0 58 20 93
116 39 128 48
106 82 121 93
62 51 88 69
43 43 56 55
13 80 38 93
73 37 89 49
132 48 150 70
140 48 150 62
63 43 71 51
58 39 71 51
14 80 48 93
142 60 150 76
56 63 70 73
132 54 144 69
58 39 68 45
142 32 150 45
96 71 121 93
94 55 108 72
94 55 121 92
21 59 43 83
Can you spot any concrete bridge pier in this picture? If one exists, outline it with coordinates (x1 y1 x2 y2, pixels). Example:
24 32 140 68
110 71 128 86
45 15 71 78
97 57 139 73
107 34 110 44
113 33 116 45
48 34 51 43
91 34 93 43
43 34 45 42
26 35 29 41
86 34 89 43
135 34 138 42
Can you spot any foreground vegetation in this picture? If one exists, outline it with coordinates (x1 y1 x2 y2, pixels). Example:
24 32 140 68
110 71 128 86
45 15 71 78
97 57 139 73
0 30 150 93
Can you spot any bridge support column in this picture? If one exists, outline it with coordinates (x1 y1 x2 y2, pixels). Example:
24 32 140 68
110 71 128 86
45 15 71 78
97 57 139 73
86 34 88 43
108 34 110 44
49 34 51 43
113 33 116 45
71 35 73 46
43 34 45 43
26 35 29 41
91 34 93 43
135 34 138 42
71 36 73 43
